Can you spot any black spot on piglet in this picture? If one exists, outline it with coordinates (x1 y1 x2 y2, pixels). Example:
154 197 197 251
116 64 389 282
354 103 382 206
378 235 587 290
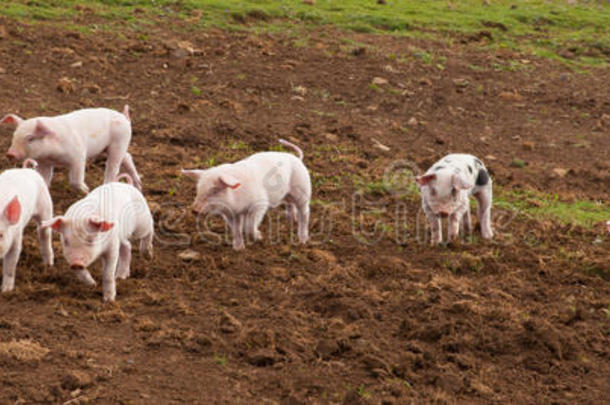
476 169 489 186
467 165 473 174
434 165 445 171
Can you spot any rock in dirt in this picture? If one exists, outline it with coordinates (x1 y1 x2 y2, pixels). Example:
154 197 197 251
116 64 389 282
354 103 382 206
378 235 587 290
292 85 307 96
372 77 389 85
178 249 200 262
57 77 75 94
407 117 418 127
551 168 569 178
61 370 93 390
498 91 522 101
0 67 6 74
219 310 242 334
315 339 339 360
247 348 278 367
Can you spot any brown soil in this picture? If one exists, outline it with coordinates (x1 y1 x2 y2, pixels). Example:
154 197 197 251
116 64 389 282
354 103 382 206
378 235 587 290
0 17 609 404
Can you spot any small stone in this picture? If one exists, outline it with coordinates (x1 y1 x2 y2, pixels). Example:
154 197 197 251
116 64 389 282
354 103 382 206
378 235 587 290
372 77 388 85
498 91 522 101
485 155 497 161
552 168 568 178
315 339 339 360
247 349 277 367
57 77 75 93
372 138 390 152
383 65 398 73
178 249 200 261
0 67 6 74
452 78 470 88
219 310 242 334
70 61 83 68
419 77 432 86
522 141 535 150
61 371 93 390
407 117 418 127
292 85 307 96
291 95 305 102
324 132 338 142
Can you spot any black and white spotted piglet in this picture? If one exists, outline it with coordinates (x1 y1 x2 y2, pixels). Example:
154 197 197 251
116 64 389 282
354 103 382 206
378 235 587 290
416 154 493 244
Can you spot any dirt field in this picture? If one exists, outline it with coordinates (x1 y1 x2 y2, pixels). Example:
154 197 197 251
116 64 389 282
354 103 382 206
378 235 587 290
0 16 609 404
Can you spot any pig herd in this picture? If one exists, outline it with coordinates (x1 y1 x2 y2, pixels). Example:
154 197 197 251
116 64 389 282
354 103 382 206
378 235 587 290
1 104 583 302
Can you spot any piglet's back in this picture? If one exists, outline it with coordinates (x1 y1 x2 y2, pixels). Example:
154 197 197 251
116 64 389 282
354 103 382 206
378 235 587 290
66 183 149 233
0 168 47 224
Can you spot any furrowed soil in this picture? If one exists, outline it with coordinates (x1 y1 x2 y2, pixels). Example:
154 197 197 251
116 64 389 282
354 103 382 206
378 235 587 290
0 15 609 404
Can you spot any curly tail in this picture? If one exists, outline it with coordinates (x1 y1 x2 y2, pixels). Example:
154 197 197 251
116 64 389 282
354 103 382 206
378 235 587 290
116 173 134 186
278 138 304 160
22 158 38 169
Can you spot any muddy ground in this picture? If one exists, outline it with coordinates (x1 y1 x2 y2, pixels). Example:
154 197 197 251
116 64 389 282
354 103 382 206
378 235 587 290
0 15 609 404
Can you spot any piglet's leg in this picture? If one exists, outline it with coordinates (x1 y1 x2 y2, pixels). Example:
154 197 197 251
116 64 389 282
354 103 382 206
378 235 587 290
120 153 143 190
448 212 462 242
116 241 132 280
37 163 54 187
75 269 96 286
231 214 245 251
246 204 267 242
139 233 154 259
296 203 310 244
103 146 125 185
476 186 494 239
37 225 54 267
460 209 472 238
69 157 89 194
37 190 54 266
1 235 23 292
101 249 120 302
423 204 442 245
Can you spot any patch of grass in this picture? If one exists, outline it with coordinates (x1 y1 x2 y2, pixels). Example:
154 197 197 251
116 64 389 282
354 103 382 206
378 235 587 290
1 1 608 67
495 187 610 228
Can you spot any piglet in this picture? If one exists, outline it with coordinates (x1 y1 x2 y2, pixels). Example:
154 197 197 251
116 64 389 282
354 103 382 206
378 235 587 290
416 154 493 245
182 139 311 250
42 176 154 302
1 106 142 193
0 165 54 292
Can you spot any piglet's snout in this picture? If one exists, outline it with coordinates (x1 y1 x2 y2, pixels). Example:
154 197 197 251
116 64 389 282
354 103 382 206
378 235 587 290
70 262 86 270
6 149 19 160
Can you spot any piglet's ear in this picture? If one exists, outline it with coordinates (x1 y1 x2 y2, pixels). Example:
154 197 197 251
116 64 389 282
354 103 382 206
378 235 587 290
41 216 65 231
0 114 24 125
218 173 240 189
452 173 473 190
33 120 55 138
181 169 204 180
416 173 436 187
88 217 114 232
4 196 21 225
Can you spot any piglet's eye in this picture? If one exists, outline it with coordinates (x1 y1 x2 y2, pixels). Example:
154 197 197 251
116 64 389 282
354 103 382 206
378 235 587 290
451 187 458 196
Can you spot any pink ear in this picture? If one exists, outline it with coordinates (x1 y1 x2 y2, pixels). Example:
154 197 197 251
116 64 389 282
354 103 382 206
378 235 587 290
0 114 24 125
218 174 240 189
33 120 55 138
4 196 21 225
89 217 114 232
416 173 436 186
41 217 65 231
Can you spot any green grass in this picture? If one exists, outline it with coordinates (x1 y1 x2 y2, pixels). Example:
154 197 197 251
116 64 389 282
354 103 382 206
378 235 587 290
495 187 610 228
2 0 609 67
